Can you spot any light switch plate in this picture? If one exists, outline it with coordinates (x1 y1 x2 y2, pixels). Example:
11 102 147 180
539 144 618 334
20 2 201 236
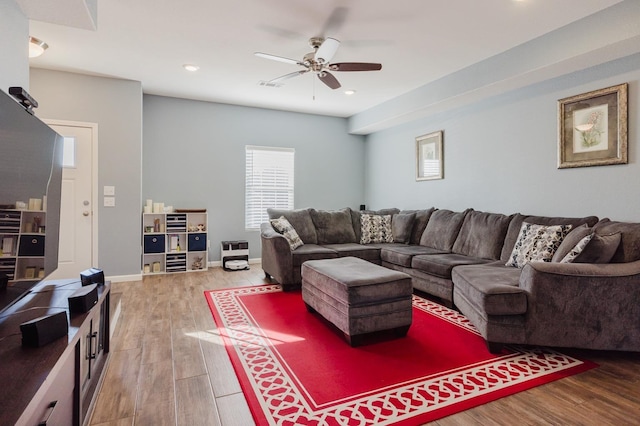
104 197 115 207
104 186 115 196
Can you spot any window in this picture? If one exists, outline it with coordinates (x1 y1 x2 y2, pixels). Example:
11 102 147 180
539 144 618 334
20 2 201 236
62 136 76 168
245 146 295 230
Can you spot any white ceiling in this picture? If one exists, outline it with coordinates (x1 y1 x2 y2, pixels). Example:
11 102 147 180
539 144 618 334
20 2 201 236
24 0 623 118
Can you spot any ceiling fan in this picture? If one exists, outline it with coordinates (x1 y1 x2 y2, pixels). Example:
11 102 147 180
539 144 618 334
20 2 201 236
255 36 382 90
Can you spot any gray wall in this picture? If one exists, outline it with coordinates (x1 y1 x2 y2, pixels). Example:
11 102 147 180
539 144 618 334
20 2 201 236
143 95 366 261
364 53 640 221
0 1 29 92
29 69 143 277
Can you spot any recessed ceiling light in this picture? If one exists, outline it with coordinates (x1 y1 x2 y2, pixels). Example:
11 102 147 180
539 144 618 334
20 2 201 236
344 89 356 95
183 64 200 72
29 36 48 58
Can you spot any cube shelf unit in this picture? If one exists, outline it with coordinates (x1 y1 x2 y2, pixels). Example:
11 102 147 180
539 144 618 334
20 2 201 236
142 211 208 275
0 209 47 283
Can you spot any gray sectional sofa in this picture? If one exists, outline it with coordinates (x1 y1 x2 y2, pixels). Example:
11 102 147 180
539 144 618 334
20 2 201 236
260 207 640 353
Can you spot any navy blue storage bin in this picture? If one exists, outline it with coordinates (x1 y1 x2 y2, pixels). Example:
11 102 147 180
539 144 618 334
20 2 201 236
144 234 165 254
188 233 206 251
18 235 45 256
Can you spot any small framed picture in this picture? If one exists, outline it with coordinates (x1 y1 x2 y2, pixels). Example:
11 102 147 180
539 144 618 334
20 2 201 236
25 266 36 279
416 130 443 181
558 83 628 168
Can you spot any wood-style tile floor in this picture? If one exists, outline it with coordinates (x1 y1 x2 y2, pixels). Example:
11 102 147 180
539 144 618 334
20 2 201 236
90 265 640 425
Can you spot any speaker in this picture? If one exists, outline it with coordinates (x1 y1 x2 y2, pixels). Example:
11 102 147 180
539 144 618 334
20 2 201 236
20 311 68 347
359 204 366 211
80 267 104 286
68 284 98 313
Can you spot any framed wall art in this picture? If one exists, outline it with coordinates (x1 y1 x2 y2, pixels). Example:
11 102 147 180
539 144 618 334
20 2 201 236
416 130 443 181
558 83 628 169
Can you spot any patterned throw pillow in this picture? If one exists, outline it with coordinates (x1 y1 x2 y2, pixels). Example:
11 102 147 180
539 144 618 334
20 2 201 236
506 222 573 268
360 213 393 244
270 216 304 250
559 233 594 263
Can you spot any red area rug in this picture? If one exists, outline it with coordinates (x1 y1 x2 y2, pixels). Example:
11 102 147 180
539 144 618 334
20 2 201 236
205 285 596 425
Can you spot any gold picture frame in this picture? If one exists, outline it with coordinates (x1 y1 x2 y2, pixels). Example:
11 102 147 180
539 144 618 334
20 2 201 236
558 83 628 169
416 130 443 181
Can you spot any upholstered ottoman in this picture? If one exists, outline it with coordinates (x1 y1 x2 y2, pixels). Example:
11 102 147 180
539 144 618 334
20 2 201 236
301 256 413 346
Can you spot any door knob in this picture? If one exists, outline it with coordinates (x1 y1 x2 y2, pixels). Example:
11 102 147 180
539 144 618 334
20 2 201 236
83 211 90 216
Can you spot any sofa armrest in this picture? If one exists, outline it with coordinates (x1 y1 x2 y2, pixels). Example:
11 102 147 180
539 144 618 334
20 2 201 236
260 222 294 285
518 260 640 350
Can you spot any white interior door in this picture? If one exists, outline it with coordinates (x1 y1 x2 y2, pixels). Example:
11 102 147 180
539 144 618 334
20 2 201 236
46 122 97 280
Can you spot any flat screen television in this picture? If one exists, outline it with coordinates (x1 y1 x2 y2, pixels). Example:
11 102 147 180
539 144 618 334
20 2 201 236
0 88 63 314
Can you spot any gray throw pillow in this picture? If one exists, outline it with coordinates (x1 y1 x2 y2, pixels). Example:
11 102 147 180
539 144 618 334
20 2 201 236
551 224 592 262
392 212 416 244
573 232 621 263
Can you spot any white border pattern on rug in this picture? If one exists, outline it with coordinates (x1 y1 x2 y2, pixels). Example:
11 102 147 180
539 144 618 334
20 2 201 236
208 285 589 426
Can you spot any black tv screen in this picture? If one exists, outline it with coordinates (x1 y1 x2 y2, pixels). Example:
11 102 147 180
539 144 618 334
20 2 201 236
0 89 63 313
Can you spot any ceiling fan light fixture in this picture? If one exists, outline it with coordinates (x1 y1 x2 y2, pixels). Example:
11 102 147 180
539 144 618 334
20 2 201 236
183 64 200 72
29 36 48 58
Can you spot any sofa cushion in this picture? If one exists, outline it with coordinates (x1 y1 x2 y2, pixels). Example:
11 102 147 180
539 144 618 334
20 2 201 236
291 244 338 267
592 218 640 263
452 263 527 316
551 224 592 262
500 214 599 262
558 233 594 263
321 243 381 262
391 212 416 244
360 213 394 244
505 222 573 268
381 245 448 267
452 210 513 260
574 232 621 263
408 208 436 245
309 208 357 244
411 253 491 279
267 208 318 244
351 208 400 242
270 216 304 250
419 209 471 250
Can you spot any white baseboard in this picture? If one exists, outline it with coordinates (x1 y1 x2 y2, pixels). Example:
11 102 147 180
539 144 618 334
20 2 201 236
107 260 262 281
106 273 142 282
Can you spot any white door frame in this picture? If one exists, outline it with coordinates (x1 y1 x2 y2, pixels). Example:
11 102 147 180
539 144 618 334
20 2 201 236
43 119 99 270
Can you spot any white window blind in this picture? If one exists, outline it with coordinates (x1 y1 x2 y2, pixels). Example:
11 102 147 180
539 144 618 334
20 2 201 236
245 146 295 230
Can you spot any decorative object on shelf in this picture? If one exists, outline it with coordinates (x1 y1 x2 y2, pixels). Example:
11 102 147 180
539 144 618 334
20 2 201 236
416 130 444 181
32 216 41 233
191 256 203 270
154 218 160 232
25 266 36 279
558 83 628 169
153 262 161 273
197 224 205 231
144 264 150 273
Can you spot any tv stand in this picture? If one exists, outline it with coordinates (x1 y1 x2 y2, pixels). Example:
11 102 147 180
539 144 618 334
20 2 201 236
0 278 111 426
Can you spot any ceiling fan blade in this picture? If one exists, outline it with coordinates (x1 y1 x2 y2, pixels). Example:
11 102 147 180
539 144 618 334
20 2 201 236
269 69 309 84
318 71 341 90
329 62 382 72
254 52 305 67
314 38 340 64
